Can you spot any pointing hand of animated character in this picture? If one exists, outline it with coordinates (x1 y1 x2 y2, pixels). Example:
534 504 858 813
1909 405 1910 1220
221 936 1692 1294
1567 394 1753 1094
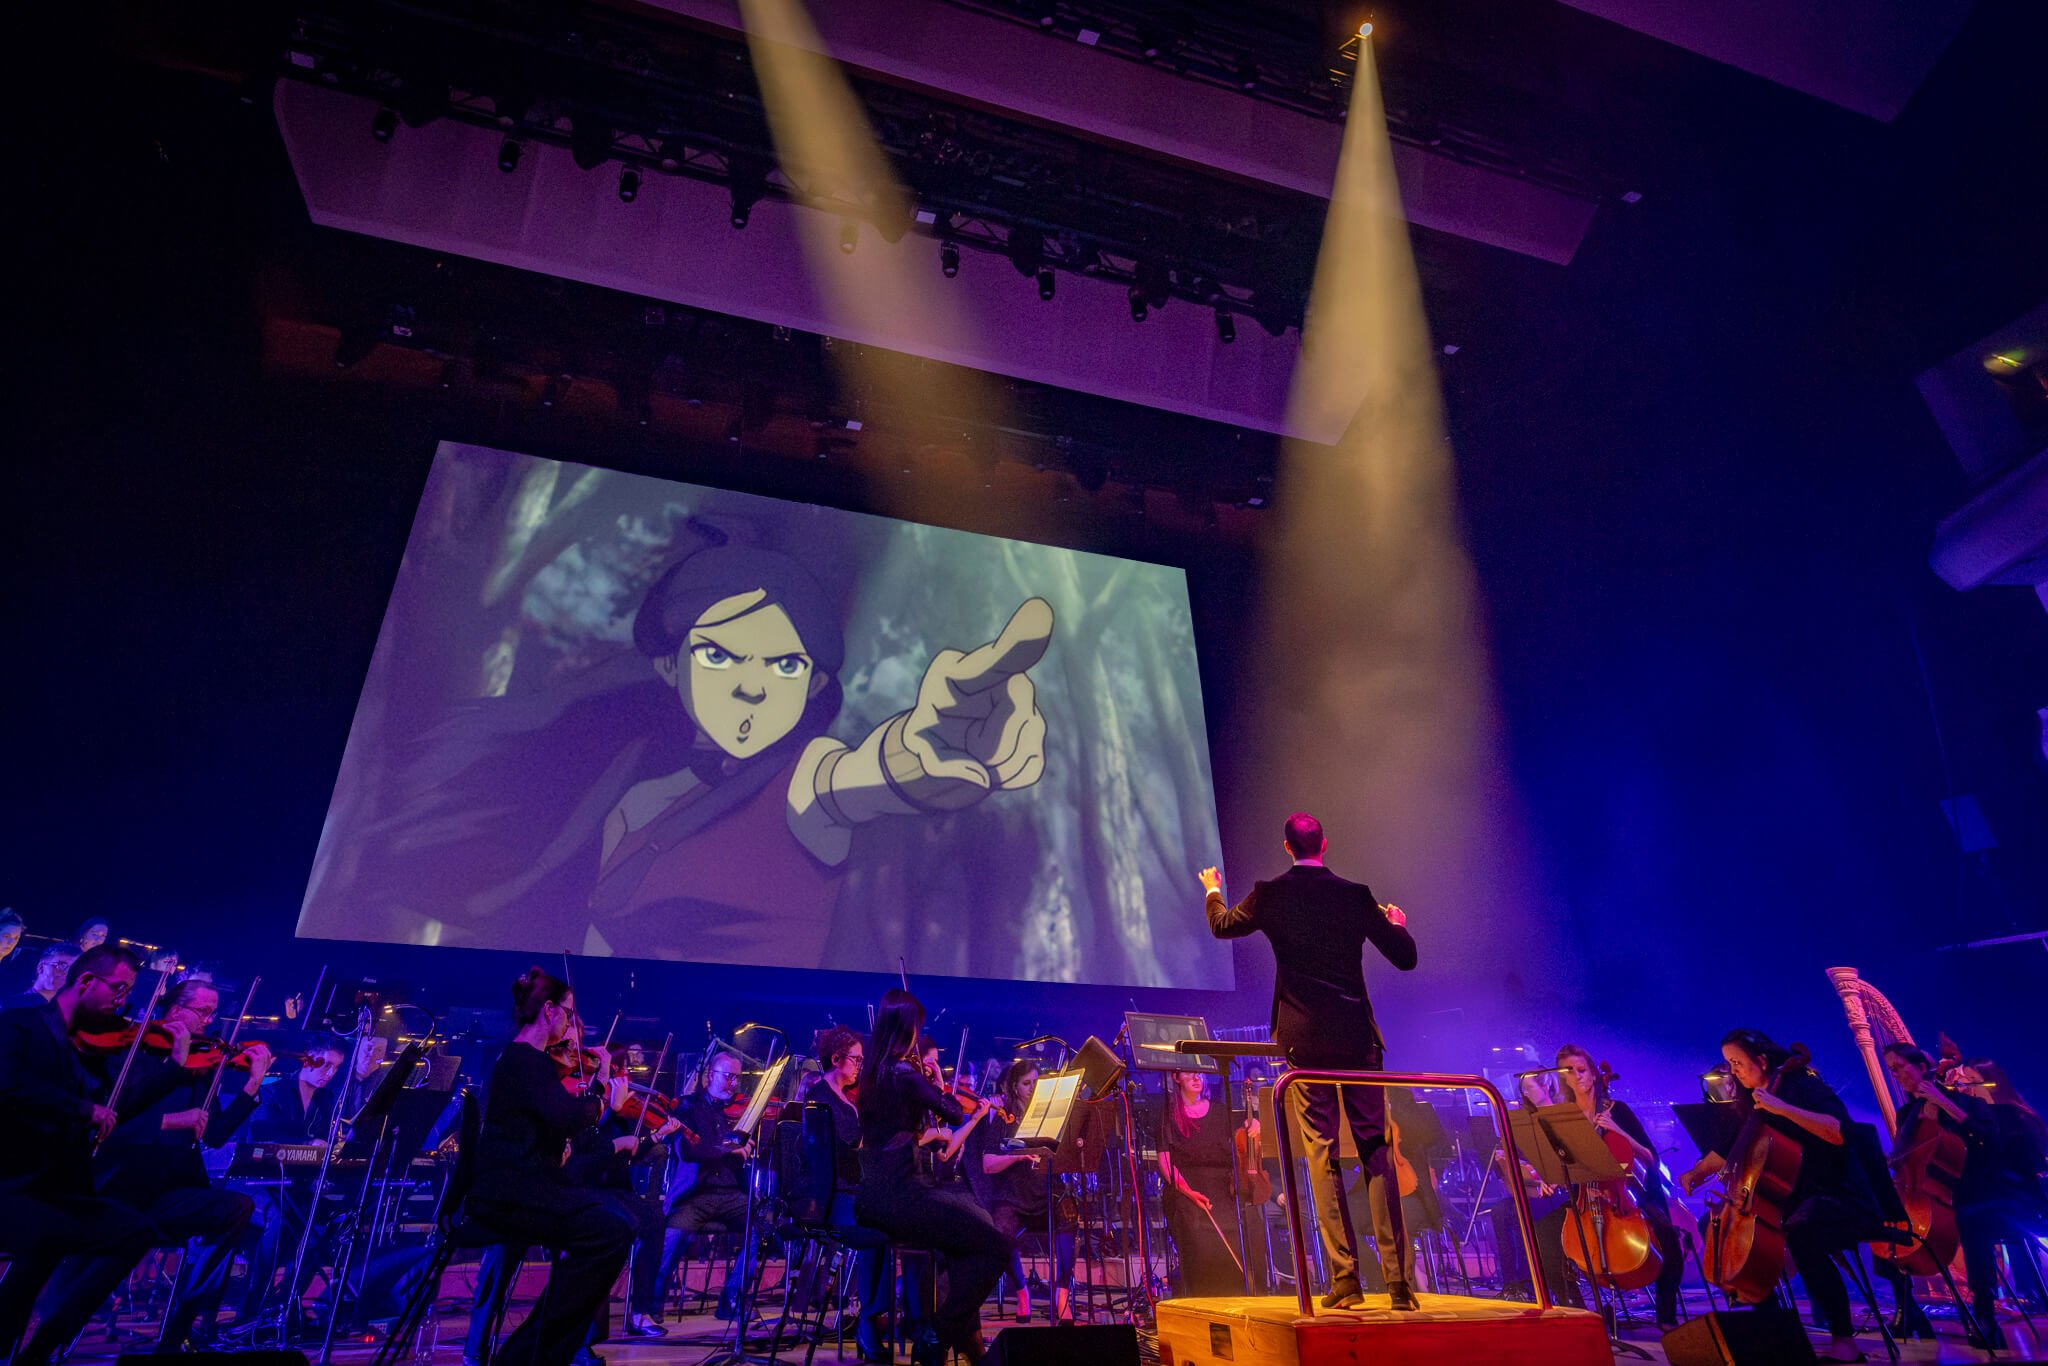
890 598 1054 810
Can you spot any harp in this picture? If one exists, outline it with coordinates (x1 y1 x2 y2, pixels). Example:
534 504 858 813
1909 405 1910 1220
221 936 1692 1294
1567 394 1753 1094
1825 966 1915 1137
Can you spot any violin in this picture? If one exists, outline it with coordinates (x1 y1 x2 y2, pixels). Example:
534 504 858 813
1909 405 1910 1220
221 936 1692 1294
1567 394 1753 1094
1386 1111 1420 1200
549 1040 607 1078
74 1022 258 1071
1560 1062 1663 1291
1235 1080 1273 1204
1703 1043 1810 1304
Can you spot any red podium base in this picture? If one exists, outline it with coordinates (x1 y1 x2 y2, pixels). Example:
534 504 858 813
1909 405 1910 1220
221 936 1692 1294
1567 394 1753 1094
1154 1292 1614 1366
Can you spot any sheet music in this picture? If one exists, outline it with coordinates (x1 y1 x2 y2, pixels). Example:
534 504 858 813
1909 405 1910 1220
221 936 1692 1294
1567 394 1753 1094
736 1056 789 1136
1015 1071 1081 1144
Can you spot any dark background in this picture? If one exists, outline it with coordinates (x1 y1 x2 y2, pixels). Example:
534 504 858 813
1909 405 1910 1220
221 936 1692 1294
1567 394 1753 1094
5 3 2044 1113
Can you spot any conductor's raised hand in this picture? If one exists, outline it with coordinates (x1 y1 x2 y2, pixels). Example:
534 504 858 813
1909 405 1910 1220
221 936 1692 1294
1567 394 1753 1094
1198 867 1223 895
1379 903 1407 928
893 598 1054 809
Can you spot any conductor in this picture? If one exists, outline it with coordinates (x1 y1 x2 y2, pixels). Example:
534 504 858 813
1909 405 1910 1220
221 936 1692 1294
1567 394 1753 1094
1200 811 1419 1311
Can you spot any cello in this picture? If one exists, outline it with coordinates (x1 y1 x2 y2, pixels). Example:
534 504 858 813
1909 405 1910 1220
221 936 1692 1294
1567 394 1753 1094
1702 1043 1810 1304
1872 1082 1965 1277
1235 1079 1273 1204
1560 1062 1664 1291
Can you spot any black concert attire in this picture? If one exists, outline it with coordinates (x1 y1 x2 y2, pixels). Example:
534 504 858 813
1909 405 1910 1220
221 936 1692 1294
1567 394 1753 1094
817 1082 890 1352
0 1001 186 1365
226 1074 340 1321
1888 1088 2030 1344
467 1042 634 1366
855 1060 1008 1354
567 1112 669 1326
1559 1098 1685 1323
1206 863 1418 1295
1159 1099 1243 1296
967 1108 1077 1307
1986 1105 2048 1307
36 1050 261 1349
659 1089 754 1315
1706 1069 1878 1340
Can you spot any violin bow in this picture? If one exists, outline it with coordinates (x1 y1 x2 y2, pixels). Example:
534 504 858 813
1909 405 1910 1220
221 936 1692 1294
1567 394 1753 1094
194 974 263 1123
96 966 175 1152
559 950 591 1087
629 1032 673 1143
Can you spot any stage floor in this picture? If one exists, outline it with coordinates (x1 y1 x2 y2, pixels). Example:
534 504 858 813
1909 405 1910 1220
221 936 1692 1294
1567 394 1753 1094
53 1291 2042 1366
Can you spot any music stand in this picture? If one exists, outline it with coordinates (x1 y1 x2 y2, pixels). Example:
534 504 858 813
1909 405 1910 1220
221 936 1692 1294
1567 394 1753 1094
702 1053 793 1366
1126 1013 1220 1074
1522 1104 1646 1360
320 1043 426 1361
1673 1102 1742 1164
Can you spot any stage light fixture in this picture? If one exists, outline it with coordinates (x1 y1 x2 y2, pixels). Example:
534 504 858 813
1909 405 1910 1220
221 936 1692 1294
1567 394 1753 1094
541 375 568 408
1236 61 1259 90
1128 286 1148 322
617 166 641 203
497 137 522 173
1358 21 1373 39
941 241 960 277
730 198 753 229
1215 308 1236 344
839 220 859 254
1007 227 1046 279
370 107 398 143
1038 265 1056 301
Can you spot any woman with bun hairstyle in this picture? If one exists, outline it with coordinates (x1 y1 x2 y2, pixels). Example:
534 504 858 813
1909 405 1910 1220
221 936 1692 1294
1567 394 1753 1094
466 968 635 1366
855 990 1008 1366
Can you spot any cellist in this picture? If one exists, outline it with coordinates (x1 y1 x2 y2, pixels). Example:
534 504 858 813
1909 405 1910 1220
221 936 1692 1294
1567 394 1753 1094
1556 1046 1686 1332
1678 1029 1877 1366
1878 1043 2009 1351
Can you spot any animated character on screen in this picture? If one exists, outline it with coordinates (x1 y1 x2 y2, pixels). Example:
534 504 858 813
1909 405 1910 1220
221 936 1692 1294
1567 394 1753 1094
586 541 1053 960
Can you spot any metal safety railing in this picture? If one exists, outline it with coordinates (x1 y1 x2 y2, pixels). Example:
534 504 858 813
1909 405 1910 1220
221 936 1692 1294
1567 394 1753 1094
1270 1069 1553 1317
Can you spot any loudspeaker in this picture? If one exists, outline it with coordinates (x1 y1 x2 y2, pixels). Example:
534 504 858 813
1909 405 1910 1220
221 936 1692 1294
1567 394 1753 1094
985 1324 1138 1366
121 1355 310 1366
1660 1309 1817 1366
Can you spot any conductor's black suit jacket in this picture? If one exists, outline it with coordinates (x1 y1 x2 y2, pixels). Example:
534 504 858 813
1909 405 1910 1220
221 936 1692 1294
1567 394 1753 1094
1206 863 1417 1068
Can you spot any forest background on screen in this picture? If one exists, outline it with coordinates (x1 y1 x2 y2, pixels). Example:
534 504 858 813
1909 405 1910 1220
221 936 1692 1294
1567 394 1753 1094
299 442 1230 989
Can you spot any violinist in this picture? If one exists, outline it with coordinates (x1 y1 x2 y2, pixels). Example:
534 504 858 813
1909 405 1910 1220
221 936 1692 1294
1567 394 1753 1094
1679 1030 1877 1366
1556 1046 1684 1332
812 1026 889 1363
467 968 634 1366
969 1059 1074 1323
1157 1068 1250 1298
1879 1043 2011 1350
0 944 182 1366
11 943 77 1008
566 1041 682 1341
37 977 273 1352
658 1047 756 1322
855 989 1007 1366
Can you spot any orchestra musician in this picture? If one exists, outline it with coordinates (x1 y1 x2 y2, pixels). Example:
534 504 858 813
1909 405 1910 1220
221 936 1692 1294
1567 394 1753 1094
657 1047 757 1322
0 945 187 1366
1953 1058 2048 1308
1878 1043 2016 1350
0 910 22 966
35 978 273 1352
567 1042 682 1341
226 1041 346 1325
464 968 634 1366
1679 1030 1879 1366
1201 811 1419 1311
854 989 1007 1366
1156 1068 1249 1298
968 1059 1075 1322
73 918 111 952
1497 1069 1584 1309
11 943 78 1008
811 1026 890 1363
1556 1046 1685 1331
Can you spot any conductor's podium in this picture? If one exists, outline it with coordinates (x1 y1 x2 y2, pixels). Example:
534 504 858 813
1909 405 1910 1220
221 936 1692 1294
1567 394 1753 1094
1154 1293 1614 1366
